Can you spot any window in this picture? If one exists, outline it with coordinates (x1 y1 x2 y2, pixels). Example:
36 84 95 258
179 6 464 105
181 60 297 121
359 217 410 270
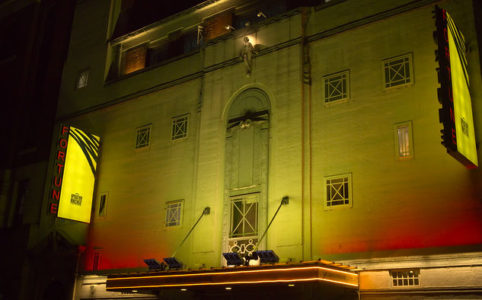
136 124 151 149
230 194 258 238
390 269 420 287
203 10 233 41
166 200 183 227
98 193 107 217
76 69 89 89
171 114 189 140
394 121 413 159
323 70 349 104
122 45 147 75
383 53 413 88
324 173 352 208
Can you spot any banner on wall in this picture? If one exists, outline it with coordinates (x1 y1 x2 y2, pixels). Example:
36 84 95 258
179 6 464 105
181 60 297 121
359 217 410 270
50 125 100 223
435 6 478 168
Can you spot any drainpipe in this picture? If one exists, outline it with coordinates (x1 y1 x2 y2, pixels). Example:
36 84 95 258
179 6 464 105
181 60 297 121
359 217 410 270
300 7 313 262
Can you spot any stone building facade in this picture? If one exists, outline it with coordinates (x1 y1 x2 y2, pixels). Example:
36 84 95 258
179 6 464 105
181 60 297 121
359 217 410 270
48 0 482 298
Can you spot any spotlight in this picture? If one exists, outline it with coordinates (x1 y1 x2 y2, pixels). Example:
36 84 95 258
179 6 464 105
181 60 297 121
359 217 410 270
143 258 165 270
163 257 183 269
257 11 267 19
253 250 279 264
225 25 236 31
223 252 244 266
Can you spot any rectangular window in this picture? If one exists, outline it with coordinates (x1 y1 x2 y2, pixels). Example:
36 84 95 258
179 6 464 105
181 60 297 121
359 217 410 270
390 269 420 287
136 124 151 149
171 114 189 140
323 70 349 104
394 121 413 159
383 53 413 88
325 173 352 209
98 193 107 217
230 194 258 238
122 45 147 75
166 200 183 227
76 69 89 89
203 10 233 41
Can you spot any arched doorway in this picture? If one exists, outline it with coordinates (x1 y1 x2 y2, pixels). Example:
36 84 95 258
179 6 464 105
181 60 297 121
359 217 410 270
222 88 270 259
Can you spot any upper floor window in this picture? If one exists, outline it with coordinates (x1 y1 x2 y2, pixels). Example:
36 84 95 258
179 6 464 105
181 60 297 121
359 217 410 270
122 45 147 75
166 200 183 227
136 124 151 149
394 121 413 159
383 53 413 88
171 114 189 140
323 70 349 104
76 69 89 89
324 173 352 209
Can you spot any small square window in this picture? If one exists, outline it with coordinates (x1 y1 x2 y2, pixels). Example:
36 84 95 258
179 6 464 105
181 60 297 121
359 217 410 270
76 69 89 89
323 70 349 104
166 200 183 227
390 269 420 287
98 193 107 217
171 115 189 140
136 124 151 149
394 121 413 159
383 53 413 88
324 173 352 209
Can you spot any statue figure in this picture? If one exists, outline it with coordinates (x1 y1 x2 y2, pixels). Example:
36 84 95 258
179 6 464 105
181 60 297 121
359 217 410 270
240 37 255 77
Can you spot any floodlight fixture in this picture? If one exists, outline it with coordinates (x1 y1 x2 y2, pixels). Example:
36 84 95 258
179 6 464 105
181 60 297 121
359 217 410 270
143 258 165 271
253 250 279 264
223 252 244 266
257 11 267 18
163 257 183 269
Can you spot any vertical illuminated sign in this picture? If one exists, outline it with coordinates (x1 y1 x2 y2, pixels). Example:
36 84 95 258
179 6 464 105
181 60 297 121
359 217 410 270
435 6 478 168
50 125 100 223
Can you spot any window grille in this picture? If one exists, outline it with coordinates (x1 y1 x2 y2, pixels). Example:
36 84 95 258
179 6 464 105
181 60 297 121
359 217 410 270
230 194 258 238
383 54 413 88
325 174 351 208
98 193 107 217
171 115 189 140
323 70 349 103
76 69 89 89
228 238 258 256
394 121 413 159
166 200 183 227
390 269 420 287
136 124 151 149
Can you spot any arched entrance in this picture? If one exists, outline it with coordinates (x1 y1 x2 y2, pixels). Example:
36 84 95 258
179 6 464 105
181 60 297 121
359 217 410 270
222 88 270 259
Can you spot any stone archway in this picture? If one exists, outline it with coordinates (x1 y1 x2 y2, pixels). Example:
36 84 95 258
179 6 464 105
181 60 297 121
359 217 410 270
222 88 270 259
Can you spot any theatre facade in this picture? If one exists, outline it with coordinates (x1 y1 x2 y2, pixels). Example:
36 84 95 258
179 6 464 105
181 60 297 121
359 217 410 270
44 0 482 298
